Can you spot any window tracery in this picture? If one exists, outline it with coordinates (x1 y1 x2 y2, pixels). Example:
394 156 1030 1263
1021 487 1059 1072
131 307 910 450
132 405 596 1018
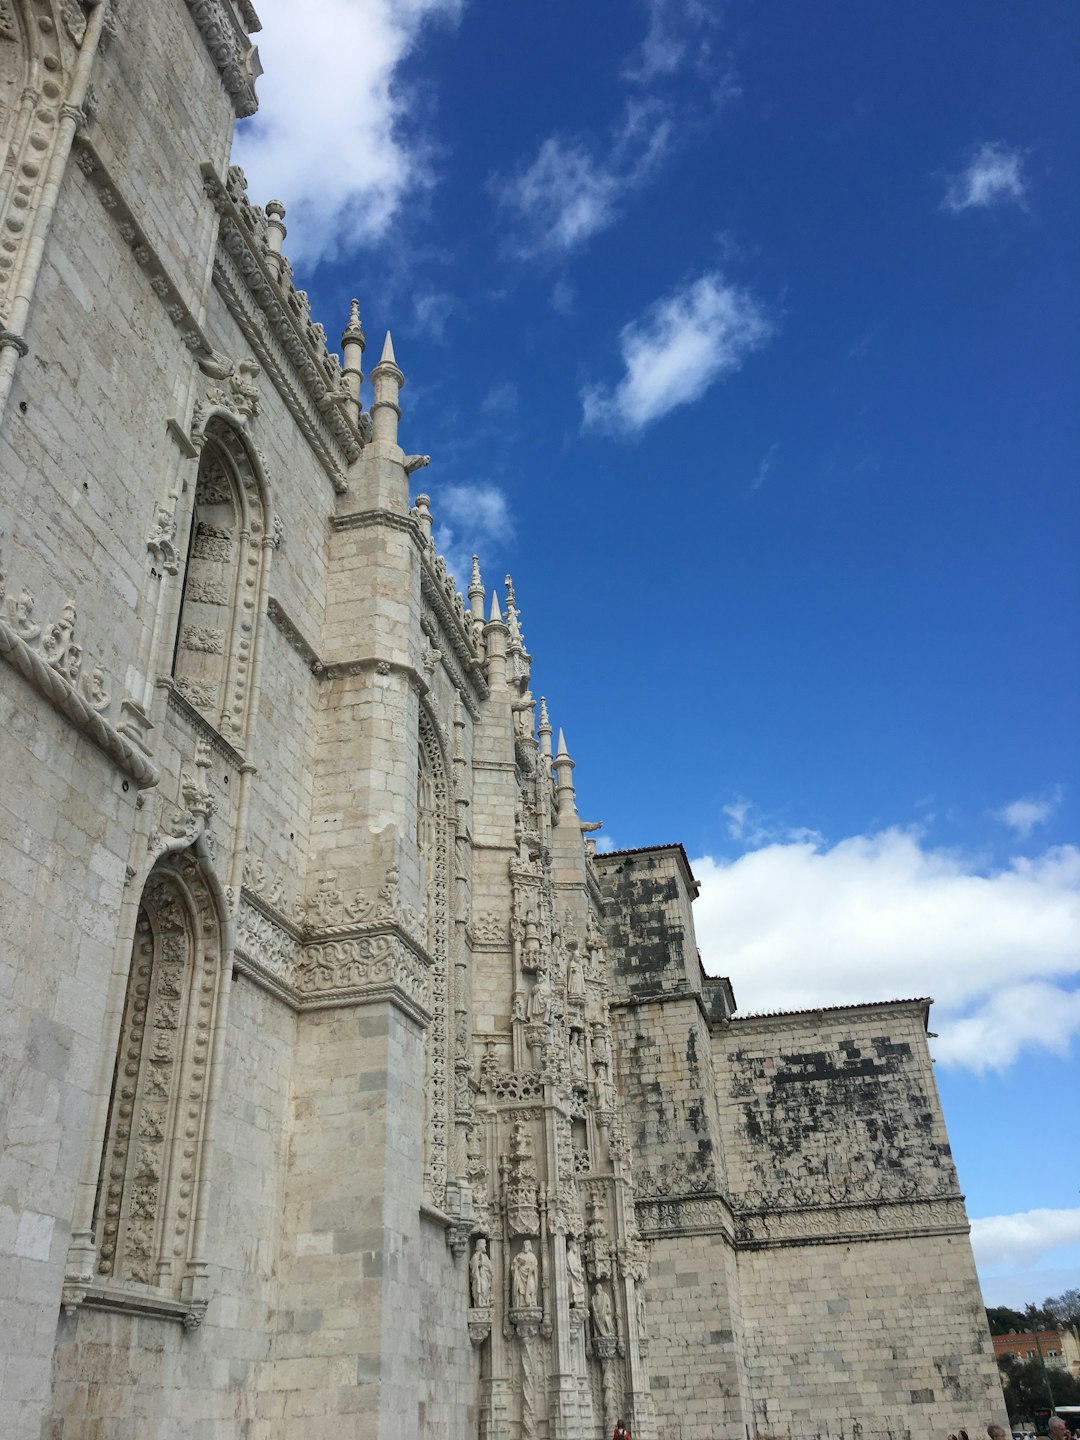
172 421 270 739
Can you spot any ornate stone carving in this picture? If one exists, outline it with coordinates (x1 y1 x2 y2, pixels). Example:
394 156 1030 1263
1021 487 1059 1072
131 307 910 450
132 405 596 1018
180 623 225 654
197 348 261 422
733 1195 969 1249
469 1237 493 1307
183 0 261 119
146 498 181 574
94 851 222 1298
0 542 155 786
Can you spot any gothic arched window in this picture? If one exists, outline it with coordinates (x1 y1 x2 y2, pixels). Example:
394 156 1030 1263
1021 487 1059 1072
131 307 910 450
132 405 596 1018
93 853 223 1295
172 421 270 739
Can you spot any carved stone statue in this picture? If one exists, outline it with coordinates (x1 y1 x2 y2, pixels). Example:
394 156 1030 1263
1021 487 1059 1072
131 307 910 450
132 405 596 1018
591 1282 615 1337
527 971 550 1023
511 1239 539 1309
636 1280 648 1340
566 945 585 999
566 1237 586 1309
469 1238 492 1308
570 1031 586 1083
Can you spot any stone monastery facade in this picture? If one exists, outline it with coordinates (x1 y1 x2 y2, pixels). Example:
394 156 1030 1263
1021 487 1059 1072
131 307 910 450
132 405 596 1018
0 3 1007 1438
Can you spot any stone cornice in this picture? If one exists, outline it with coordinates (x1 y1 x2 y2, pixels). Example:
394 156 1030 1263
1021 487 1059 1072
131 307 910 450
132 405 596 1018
233 893 433 1023
330 507 417 536
419 554 489 710
184 1 261 119
202 163 363 486
264 597 430 695
266 597 322 673
733 1195 969 1250
0 611 159 789
635 1190 736 1243
211 247 349 494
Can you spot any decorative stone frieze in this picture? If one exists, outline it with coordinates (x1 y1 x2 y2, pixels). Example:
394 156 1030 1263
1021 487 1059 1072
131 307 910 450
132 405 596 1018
0 542 158 787
233 888 432 1020
733 1195 970 1250
183 0 262 119
202 164 362 483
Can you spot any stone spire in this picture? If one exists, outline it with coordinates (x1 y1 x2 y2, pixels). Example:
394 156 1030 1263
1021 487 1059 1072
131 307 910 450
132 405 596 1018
484 590 509 689
340 298 366 427
553 727 577 816
505 574 523 653
468 556 486 633
264 199 287 282
370 330 404 448
537 696 552 761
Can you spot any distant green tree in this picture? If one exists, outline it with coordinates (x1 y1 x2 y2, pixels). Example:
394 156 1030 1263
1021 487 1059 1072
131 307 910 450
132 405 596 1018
988 1306 1034 1335
997 1356 1080 1422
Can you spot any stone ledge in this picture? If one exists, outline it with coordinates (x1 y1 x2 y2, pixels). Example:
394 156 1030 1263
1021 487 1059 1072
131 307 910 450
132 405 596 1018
60 1280 207 1330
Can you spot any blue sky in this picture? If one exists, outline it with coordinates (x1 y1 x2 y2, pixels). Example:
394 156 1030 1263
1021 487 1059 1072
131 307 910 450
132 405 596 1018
235 0 1079 1307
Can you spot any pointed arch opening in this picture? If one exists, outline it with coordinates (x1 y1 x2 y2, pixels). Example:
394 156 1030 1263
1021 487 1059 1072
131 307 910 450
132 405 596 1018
173 417 271 740
93 850 226 1296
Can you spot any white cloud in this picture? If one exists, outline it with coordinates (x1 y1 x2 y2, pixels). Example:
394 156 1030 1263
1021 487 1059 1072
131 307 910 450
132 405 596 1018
413 289 458 345
971 1208 1080 1271
944 141 1027 213
690 829 1080 1071
480 381 518 417
431 482 512 590
582 273 772 434
624 0 719 83
233 0 461 268
494 101 673 257
997 787 1063 839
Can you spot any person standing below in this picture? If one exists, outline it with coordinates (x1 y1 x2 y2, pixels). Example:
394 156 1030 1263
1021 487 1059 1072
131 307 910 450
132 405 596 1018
1049 1417 1069 1440
612 1421 631 1440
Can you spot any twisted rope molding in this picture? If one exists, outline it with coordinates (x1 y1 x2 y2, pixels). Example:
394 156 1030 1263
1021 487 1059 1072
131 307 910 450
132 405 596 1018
0 616 160 789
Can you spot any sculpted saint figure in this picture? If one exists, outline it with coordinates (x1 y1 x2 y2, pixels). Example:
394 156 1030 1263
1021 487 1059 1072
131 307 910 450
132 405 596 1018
570 1031 586 1082
566 945 585 999
469 1238 492 1308
527 972 550 1023
566 1237 586 1309
636 1281 648 1340
591 1282 615 1337
511 1239 539 1309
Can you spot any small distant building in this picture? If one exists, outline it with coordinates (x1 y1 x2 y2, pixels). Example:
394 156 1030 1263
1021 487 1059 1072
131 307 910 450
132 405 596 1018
993 1330 1080 1377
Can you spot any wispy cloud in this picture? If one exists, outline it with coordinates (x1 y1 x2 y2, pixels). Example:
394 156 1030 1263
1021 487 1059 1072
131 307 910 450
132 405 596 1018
551 278 576 316
412 289 459 345
624 0 721 83
233 0 461 268
493 100 673 257
480 381 518 417
431 482 513 590
996 787 1063 839
582 272 772 435
751 442 778 491
691 827 1080 1072
944 141 1027 213
972 1208 1080 1271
